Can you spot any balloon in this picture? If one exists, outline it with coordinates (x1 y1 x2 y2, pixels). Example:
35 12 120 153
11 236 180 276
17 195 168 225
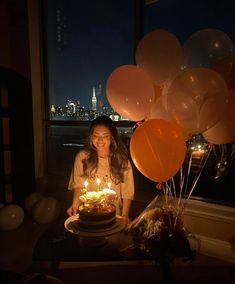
226 58 235 90
147 96 171 121
147 96 191 141
32 197 60 224
202 89 235 144
106 64 155 121
212 56 235 81
136 29 183 86
0 204 24 231
166 67 229 135
130 119 186 182
24 192 44 215
153 83 162 101
183 28 234 79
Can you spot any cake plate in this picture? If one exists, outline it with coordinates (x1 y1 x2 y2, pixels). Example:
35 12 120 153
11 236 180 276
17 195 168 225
64 214 126 246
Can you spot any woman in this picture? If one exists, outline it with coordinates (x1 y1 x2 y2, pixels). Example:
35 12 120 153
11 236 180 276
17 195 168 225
67 115 135 225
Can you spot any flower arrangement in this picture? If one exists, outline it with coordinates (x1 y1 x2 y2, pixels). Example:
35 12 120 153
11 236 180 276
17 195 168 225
129 193 197 263
79 188 117 213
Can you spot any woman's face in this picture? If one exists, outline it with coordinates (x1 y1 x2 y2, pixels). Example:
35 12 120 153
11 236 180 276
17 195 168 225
91 124 112 153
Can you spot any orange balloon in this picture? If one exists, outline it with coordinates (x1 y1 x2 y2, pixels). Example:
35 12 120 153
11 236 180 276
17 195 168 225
130 119 186 182
136 29 183 86
106 64 155 121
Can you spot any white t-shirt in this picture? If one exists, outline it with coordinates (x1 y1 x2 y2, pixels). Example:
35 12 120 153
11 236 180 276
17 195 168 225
68 150 135 214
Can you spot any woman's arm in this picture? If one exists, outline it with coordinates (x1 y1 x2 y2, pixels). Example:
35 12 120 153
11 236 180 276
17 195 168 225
122 198 132 218
67 187 81 216
67 151 87 216
121 198 132 227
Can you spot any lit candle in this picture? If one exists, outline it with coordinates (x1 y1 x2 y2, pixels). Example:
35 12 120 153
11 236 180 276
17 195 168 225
84 181 88 190
97 178 101 191
108 182 111 189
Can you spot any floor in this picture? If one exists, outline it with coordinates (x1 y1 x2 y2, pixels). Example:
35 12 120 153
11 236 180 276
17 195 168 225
2 254 235 284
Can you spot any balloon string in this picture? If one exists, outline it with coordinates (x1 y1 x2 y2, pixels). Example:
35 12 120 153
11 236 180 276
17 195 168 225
184 150 193 196
171 176 177 200
132 119 145 131
188 149 205 194
231 144 235 160
184 146 213 207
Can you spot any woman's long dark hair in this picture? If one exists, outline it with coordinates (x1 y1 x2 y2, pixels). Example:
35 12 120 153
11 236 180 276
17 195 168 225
82 116 129 183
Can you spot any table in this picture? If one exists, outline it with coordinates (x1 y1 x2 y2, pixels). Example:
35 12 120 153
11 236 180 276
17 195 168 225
33 215 137 264
32 215 184 283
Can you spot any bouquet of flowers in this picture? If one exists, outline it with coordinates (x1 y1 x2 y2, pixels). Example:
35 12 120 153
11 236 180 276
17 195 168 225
128 193 197 263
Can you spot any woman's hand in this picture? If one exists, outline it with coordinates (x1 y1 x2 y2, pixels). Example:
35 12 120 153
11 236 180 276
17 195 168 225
66 202 79 216
121 216 130 229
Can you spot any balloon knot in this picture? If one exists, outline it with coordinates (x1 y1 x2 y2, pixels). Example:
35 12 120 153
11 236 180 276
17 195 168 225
133 119 145 130
156 182 164 190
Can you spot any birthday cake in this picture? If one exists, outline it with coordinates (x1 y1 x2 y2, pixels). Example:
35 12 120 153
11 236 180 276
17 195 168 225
78 188 117 231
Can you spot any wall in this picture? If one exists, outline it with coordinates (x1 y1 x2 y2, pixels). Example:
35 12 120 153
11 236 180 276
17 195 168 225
27 0 45 178
0 0 30 79
184 199 235 262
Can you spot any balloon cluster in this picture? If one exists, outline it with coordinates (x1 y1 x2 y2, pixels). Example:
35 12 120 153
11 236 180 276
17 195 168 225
106 28 235 183
0 193 61 231
24 192 61 224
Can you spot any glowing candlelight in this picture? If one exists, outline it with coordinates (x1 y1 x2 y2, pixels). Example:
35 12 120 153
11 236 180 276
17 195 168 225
191 144 205 159
108 182 111 189
84 181 88 190
192 149 205 158
97 178 101 191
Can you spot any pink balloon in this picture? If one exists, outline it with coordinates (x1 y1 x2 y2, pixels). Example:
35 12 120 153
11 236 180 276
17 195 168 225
136 29 183 86
166 67 229 135
147 96 171 121
183 29 234 79
203 90 235 144
106 65 155 121
147 96 192 141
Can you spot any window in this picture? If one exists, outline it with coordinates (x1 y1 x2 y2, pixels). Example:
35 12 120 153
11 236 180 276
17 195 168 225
42 0 140 183
42 0 137 121
41 0 235 206
142 0 235 206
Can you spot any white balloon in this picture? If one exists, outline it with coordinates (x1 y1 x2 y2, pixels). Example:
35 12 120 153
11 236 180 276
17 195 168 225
24 192 44 215
32 197 60 224
0 204 24 231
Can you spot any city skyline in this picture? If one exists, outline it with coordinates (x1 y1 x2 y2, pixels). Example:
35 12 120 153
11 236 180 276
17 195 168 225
50 83 125 121
44 0 235 118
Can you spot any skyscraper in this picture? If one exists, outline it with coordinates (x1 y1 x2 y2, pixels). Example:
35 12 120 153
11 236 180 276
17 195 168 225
92 87 97 111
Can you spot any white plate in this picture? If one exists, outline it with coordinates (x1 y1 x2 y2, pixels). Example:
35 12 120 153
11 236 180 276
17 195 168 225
64 214 125 237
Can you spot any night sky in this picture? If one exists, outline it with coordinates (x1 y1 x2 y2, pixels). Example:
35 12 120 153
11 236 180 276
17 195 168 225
43 0 235 109
44 0 135 109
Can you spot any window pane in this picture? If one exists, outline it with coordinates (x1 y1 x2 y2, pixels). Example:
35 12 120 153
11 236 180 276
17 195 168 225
47 124 134 175
43 0 136 121
143 0 235 206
